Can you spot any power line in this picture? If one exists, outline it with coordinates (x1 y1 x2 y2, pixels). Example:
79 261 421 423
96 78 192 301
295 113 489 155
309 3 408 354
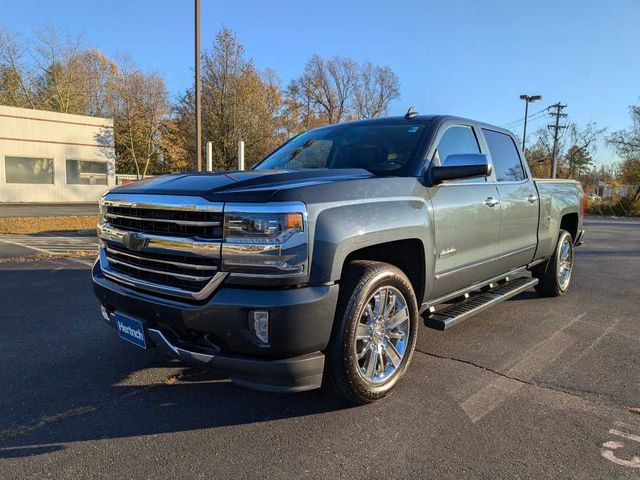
548 102 568 179
505 107 549 125
502 111 548 131
501 106 550 129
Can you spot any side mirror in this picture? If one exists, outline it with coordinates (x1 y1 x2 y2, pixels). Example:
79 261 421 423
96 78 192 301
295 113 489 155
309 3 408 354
429 153 493 184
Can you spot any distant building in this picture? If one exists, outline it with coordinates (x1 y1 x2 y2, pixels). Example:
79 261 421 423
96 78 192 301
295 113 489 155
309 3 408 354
0 105 115 203
602 184 634 200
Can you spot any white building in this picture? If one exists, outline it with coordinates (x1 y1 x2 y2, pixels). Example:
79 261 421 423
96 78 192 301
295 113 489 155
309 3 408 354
0 105 116 203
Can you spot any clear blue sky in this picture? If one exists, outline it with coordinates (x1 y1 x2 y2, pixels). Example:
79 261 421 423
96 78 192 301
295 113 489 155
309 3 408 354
5 0 640 164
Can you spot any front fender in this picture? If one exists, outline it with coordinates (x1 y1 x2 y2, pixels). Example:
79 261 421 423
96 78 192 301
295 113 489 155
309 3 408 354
307 198 434 285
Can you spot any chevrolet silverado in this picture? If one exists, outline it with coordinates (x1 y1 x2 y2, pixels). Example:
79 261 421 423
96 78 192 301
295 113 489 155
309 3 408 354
93 114 585 404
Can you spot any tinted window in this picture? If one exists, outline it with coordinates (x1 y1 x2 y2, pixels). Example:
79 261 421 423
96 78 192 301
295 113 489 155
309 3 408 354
255 124 426 176
483 129 526 182
5 156 54 184
434 125 480 164
66 160 108 185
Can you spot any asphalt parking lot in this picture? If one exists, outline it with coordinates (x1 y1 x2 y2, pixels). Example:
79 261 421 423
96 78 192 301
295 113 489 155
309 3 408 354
1 217 639 479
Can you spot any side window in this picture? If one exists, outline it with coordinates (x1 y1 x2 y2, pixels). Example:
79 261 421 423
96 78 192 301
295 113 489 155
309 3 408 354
434 126 481 164
483 129 526 182
433 125 482 183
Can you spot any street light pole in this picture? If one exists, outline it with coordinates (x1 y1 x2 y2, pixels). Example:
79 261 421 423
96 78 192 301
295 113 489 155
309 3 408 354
195 0 202 172
519 94 542 152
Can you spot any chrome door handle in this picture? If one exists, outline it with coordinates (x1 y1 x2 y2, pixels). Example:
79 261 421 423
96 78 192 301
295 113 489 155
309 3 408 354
484 196 500 207
527 195 538 203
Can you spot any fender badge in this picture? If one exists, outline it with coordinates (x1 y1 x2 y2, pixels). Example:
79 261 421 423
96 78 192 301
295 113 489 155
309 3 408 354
439 247 457 258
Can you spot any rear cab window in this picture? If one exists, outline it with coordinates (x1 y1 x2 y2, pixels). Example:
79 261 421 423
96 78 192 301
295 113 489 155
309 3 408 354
482 129 527 182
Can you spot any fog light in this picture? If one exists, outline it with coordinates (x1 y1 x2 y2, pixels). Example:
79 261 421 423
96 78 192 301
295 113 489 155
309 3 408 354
249 310 269 345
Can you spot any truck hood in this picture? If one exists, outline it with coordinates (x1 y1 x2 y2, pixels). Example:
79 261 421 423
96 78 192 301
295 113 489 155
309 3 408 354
109 169 378 202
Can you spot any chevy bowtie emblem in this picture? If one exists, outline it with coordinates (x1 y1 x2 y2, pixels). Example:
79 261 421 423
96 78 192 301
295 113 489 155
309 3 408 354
121 232 149 251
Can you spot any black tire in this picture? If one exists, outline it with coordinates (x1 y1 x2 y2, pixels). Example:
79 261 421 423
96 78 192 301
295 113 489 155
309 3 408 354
532 229 574 297
325 260 419 404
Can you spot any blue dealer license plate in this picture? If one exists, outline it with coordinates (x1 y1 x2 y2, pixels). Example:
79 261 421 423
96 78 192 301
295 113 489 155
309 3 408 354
115 313 147 349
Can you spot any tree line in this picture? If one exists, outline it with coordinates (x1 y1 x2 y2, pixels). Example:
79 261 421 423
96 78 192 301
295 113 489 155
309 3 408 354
516 106 640 206
0 25 400 176
1 24 638 207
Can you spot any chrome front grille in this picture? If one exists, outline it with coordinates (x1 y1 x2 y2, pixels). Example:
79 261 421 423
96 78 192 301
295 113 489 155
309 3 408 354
105 205 222 238
98 194 226 300
105 243 219 292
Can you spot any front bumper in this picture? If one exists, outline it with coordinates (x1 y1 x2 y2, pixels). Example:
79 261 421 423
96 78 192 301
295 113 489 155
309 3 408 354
148 328 325 392
93 262 339 392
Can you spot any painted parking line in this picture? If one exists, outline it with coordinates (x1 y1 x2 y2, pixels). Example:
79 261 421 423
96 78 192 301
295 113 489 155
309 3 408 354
0 234 98 256
459 312 587 423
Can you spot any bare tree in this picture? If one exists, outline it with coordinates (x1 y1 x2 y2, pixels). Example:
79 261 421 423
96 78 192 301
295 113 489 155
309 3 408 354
565 122 606 178
0 25 116 116
282 80 323 134
287 54 401 130
608 104 640 160
608 103 640 201
110 59 169 178
32 27 89 113
525 122 604 179
296 55 359 124
354 62 400 119
0 25 36 108
525 127 555 177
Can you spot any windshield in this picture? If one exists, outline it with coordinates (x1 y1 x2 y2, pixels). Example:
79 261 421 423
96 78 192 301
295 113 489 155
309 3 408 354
254 123 426 176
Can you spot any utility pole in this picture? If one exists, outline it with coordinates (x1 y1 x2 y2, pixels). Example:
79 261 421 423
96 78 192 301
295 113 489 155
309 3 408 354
195 0 202 172
519 94 542 152
548 102 567 179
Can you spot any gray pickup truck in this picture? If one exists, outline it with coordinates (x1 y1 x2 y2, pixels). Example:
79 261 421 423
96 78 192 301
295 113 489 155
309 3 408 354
93 114 585 404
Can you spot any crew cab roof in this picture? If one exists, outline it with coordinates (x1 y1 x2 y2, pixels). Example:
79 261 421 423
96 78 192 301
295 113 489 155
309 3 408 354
312 114 513 137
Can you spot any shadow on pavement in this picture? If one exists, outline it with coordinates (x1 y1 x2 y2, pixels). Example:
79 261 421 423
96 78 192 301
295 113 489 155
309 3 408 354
0 262 350 459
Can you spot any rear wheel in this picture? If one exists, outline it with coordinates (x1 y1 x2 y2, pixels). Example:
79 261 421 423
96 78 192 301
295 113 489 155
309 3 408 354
325 261 418 404
532 229 574 297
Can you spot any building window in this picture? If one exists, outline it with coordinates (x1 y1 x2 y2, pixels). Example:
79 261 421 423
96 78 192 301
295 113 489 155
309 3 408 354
5 156 54 184
66 160 108 185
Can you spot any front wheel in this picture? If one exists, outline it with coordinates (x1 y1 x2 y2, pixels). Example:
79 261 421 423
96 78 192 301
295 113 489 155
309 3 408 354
532 229 574 297
325 261 418 404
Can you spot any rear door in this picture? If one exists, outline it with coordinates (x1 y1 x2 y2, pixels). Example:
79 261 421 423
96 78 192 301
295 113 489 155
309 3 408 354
428 124 502 298
481 128 538 271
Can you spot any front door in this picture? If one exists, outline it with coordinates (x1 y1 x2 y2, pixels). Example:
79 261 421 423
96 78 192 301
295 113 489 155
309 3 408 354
428 125 502 298
481 128 538 271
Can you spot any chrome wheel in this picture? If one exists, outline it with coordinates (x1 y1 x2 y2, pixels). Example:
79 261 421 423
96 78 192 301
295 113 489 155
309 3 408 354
353 286 410 384
557 236 573 291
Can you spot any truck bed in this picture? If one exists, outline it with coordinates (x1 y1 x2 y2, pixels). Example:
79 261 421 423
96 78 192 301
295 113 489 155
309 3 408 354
533 179 584 261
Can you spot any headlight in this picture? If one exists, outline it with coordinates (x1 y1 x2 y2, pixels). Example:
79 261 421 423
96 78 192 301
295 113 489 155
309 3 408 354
224 212 303 244
222 203 308 277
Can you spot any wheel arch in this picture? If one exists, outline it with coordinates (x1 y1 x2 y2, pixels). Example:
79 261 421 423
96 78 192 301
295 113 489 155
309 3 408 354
560 212 579 241
308 199 434 303
341 239 427 303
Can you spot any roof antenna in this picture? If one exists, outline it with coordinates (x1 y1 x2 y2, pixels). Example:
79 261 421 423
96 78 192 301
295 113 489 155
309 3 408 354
404 106 418 119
